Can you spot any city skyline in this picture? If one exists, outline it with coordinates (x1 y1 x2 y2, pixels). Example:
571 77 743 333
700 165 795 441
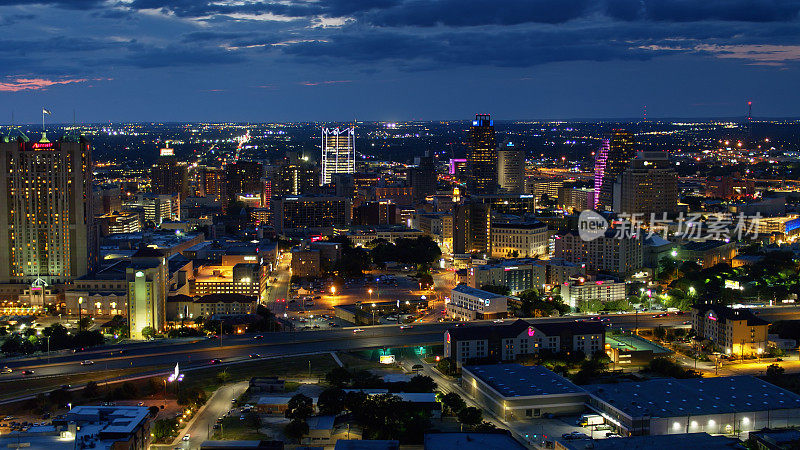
1 1 800 122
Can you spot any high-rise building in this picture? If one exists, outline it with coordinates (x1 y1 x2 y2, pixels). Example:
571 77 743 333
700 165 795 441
225 161 263 200
594 130 636 211
554 229 643 278
614 151 679 217
126 247 167 339
273 152 318 197
321 127 355 185
407 151 437 201
467 114 498 194
271 195 352 234
198 166 225 201
497 141 525 194
150 145 188 199
0 133 98 286
353 200 398 225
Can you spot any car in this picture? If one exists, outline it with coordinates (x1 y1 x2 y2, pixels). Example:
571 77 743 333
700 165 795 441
682 320 691 325
1 367 11 374
22 370 34 375
217 417 224 423
652 314 660 318
210 359 222 364
183 434 190 441
80 360 94 365
249 354 261 359
492 319 504 323
253 335 264 340
400 324 413 330
212 424 220 430
330 323 339 327
353 328 365 333
776 357 784 361
60 384 71 390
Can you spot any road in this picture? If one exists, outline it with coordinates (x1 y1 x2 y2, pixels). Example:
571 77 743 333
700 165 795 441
2 306 798 388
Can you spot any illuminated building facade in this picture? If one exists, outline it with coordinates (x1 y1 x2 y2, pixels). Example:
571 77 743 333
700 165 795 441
126 248 167 339
692 304 770 357
225 160 263 200
497 142 525 194
321 127 355 185
271 195 352 234
594 130 635 211
467 114 498 194
0 133 98 286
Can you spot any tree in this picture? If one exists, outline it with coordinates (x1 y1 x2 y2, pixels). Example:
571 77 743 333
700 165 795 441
438 392 466 415
317 388 346 416
140 326 156 340
82 381 99 399
766 363 785 379
436 357 458 377
216 370 231 384
151 418 178 440
285 394 314 421
49 388 72 407
405 375 437 393
457 407 482 428
284 419 309 443
242 410 260 428
148 406 160 417
325 367 352 387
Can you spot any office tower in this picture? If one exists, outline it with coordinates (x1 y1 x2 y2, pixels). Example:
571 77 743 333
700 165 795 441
225 161 263 200
332 173 356 199
497 141 525 194
126 247 167 339
353 200 398 225
554 229 643 278
407 151 437 201
321 127 355 185
594 130 636 211
150 145 188 199
198 166 225 201
273 152 318 197
127 193 180 225
452 198 491 255
93 184 122 215
559 186 595 212
271 195 352 234
449 158 469 180
467 114 498 194
0 133 98 285
614 151 679 217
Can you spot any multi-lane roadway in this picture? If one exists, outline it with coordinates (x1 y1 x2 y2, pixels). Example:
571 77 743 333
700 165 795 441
5 306 799 382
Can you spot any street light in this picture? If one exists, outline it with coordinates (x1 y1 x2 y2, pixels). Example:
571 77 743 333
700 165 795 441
78 297 84 331
372 303 377 326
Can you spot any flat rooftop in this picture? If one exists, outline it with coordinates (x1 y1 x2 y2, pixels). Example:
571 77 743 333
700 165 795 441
586 376 800 418
463 364 585 398
560 432 739 450
423 432 526 450
605 333 672 354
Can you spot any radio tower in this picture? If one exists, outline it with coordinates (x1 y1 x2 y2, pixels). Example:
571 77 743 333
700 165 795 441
746 101 753 150
747 101 752 122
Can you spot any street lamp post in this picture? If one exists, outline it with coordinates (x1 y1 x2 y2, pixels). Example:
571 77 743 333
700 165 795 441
372 303 376 326
77 297 84 332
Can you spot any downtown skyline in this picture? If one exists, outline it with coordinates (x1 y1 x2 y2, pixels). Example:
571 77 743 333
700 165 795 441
0 0 799 122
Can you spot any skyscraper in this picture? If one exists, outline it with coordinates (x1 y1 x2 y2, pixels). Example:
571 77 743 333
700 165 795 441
225 160 263 200
407 151 437 201
467 114 498 194
594 130 636 211
321 127 355 185
273 152 318 197
0 132 98 286
150 145 188 200
614 151 679 217
497 141 525 194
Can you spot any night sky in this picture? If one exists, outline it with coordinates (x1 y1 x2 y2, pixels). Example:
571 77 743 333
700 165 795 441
2 0 800 123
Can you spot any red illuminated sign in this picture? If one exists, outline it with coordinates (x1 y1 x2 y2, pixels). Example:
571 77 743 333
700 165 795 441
32 142 54 149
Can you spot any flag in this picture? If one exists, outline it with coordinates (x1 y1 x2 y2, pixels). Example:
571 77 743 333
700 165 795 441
42 108 52 115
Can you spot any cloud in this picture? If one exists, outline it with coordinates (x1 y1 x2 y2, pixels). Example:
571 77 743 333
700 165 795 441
696 44 800 64
0 76 90 92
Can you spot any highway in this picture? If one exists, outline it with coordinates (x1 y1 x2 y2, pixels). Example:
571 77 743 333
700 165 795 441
3 306 798 382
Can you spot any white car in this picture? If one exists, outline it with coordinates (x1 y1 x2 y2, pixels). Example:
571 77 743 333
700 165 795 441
492 319 504 323
80 360 94 365
183 434 190 441
399 325 413 330
353 329 365 333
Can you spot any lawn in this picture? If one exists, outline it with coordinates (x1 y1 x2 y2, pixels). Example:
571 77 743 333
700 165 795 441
212 416 268 441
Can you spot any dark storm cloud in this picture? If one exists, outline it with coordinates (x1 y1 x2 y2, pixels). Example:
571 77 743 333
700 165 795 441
605 0 800 22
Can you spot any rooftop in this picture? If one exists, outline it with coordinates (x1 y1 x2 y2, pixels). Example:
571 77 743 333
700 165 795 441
586 376 800 418
423 432 526 450
451 284 507 300
446 319 604 342
463 364 586 398
559 432 739 450
681 240 731 252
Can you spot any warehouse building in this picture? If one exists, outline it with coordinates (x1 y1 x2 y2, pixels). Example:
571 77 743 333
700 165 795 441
461 364 588 420
584 376 800 436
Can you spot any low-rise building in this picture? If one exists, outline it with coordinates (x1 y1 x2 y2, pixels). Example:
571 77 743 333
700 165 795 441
561 278 627 309
446 284 508 321
490 222 549 259
190 263 264 300
692 304 770 357
462 364 588 420
585 376 800 436
679 240 737 268
444 319 605 364
291 248 322 277
167 293 257 321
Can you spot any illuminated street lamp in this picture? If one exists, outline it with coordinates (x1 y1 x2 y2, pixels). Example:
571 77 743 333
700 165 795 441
372 303 377 326
78 297 84 331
